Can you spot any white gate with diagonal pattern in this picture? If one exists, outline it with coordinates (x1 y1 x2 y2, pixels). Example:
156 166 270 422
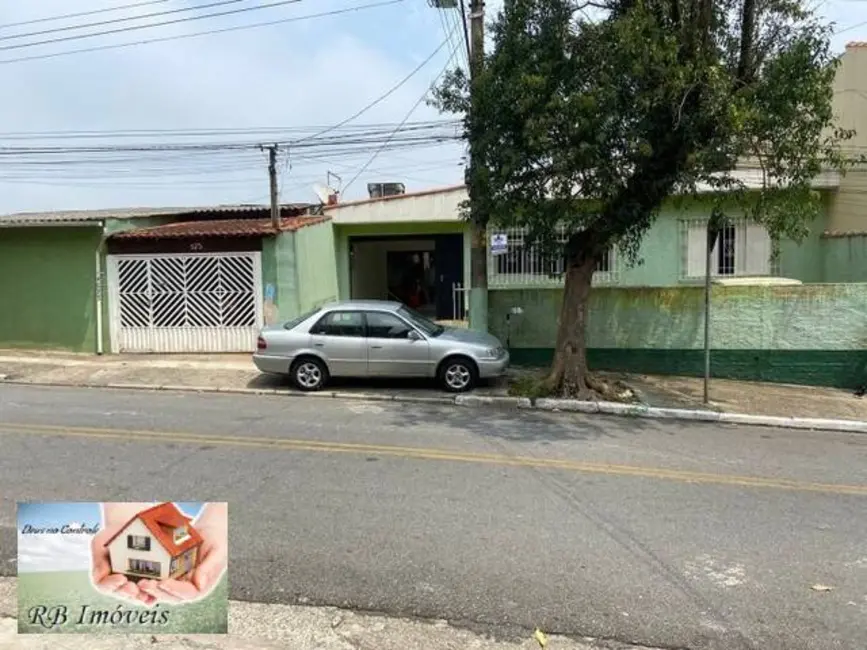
107 252 263 353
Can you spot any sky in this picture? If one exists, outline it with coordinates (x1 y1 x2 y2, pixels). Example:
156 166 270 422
0 0 863 215
16 502 204 572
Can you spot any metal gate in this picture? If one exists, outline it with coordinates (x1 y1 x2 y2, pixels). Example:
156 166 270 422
107 252 263 353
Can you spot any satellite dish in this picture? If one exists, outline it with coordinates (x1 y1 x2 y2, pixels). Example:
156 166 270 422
312 183 338 205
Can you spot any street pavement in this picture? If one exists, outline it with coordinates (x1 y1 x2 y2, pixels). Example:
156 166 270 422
0 384 865 650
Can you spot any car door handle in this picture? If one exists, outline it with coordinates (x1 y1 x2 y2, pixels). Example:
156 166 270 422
314 343 324 347
371 345 383 349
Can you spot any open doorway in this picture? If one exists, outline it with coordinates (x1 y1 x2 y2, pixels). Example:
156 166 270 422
386 250 436 318
349 234 464 320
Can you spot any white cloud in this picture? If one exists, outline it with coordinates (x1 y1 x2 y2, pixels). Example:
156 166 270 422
17 532 92 573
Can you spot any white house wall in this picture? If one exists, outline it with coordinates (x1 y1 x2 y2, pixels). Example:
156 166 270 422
106 517 172 580
327 187 467 225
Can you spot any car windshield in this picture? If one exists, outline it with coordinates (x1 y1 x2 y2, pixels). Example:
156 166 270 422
397 306 444 337
283 307 322 330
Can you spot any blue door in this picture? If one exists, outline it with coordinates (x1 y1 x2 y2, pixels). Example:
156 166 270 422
434 234 464 320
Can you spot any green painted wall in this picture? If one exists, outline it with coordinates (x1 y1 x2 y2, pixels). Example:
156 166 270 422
489 284 867 389
0 227 102 352
260 232 299 323
616 212 682 286
334 221 470 300
294 221 339 312
822 235 867 282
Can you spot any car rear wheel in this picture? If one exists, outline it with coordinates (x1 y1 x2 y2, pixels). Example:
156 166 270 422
438 357 478 393
291 357 329 392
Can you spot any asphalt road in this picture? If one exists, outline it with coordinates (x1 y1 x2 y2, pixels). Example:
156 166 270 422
0 385 865 650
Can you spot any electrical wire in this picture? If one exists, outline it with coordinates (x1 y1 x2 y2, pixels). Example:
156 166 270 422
0 0 250 43
0 1 171 31
835 17 867 34
0 0 305 52
0 119 460 141
292 33 456 145
342 30 463 194
0 0 403 65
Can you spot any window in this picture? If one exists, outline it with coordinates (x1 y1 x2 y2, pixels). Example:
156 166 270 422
681 219 772 279
284 307 321 331
397 306 443 337
127 535 150 551
488 226 619 286
310 311 365 337
128 559 160 576
173 525 190 544
365 312 414 339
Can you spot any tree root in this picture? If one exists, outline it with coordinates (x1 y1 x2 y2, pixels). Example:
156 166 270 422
544 372 636 402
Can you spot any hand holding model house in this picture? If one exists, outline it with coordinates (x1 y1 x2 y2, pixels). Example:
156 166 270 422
90 502 228 606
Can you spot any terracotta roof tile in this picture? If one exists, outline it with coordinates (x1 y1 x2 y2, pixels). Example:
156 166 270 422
0 203 315 226
846 42 867 49
104 502 203 557
110 216 330 240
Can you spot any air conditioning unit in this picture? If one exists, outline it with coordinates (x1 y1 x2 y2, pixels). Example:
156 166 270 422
367 182 406 199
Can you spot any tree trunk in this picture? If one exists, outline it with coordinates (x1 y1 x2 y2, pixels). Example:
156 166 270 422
544 255 597 398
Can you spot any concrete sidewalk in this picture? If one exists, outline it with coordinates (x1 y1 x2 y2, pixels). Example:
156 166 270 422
1 349 865 426
0 578 658 650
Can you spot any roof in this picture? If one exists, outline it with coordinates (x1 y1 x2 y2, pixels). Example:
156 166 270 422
0 203 315 227
324 184 465 210
109 215 330 240
105 502 203 557
320 299 403 311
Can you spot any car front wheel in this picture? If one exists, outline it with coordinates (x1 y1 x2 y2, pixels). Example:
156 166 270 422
438 357 478 393
291 357 329 392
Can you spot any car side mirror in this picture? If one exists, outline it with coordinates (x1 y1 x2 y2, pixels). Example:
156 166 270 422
407 330 422 341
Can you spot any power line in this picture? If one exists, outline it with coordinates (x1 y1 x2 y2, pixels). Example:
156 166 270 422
0 0 305 53
294 32 455 145
0 119 460 141
836 18 867 34
0 0 403 65
0 1 171 31
343 26 463 194
0 0 252 43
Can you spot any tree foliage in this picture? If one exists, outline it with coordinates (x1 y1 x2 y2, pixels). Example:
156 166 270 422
432 0 854 397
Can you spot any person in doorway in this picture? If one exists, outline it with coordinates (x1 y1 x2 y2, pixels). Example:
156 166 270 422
406 279 426 309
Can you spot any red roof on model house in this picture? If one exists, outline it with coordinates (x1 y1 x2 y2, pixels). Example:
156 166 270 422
105 502 203 555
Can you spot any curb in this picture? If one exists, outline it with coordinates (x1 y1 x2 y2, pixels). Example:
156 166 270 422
2 378 865 434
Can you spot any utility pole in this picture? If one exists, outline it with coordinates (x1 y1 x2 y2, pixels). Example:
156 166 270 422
467 0 488 332
267 144 280 230
430 0 487 330
703 213 722 404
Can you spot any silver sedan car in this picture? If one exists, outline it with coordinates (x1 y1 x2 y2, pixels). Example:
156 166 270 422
253 300 509 393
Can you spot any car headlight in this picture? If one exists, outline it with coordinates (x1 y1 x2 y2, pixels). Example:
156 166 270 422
484 347 504 359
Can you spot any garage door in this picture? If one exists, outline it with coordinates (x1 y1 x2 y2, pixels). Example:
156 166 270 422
107 252 262 353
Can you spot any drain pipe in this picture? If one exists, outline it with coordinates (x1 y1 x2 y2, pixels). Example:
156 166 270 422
95 223 105 355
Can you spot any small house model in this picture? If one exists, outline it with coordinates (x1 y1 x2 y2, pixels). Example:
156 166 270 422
104 502 204 582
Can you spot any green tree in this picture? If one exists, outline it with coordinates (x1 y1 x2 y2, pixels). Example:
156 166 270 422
433 0 854 397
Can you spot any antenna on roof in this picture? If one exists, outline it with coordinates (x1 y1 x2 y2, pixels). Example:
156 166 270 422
312 171 341 205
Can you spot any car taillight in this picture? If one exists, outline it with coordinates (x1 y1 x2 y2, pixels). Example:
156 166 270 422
256 335 267 351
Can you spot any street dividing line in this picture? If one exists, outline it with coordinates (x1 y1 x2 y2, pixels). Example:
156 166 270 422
1 421 865 496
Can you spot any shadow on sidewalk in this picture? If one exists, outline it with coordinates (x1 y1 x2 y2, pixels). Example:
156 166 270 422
245 373 508 396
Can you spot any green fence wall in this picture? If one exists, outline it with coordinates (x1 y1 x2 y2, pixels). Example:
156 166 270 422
490 284 867 389
822 235 867 283
0 227 102 352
